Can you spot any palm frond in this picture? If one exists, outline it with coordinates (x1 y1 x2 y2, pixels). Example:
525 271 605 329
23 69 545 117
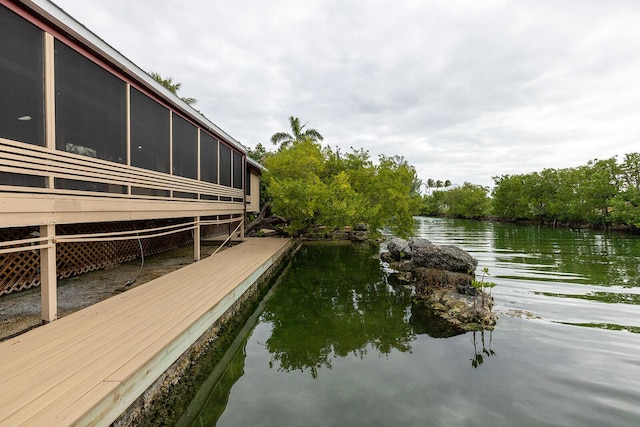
289 116 303 139
270 132 294 146
304 128 324 141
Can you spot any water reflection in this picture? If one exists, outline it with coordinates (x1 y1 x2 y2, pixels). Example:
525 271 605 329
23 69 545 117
470 330 496 368
183 348 246 426
262 243 415 378
556 322 640 334
186 241 504 424
536 291 640 305
491 222 640 287
415 217 640 288
183 220 640 426
408 301 466 338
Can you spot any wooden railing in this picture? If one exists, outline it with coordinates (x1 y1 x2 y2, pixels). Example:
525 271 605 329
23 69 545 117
0 215 244 301
0 137 244 201
0 216 242 256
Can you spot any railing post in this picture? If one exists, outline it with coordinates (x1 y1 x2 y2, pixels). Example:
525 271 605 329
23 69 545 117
194 217 201 261
40 224 57 323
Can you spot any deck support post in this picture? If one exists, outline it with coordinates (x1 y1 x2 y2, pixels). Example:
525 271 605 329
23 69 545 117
194 216 201 261
40 224 57 323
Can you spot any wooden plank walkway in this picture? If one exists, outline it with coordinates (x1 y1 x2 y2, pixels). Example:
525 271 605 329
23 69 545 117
0 237 292 426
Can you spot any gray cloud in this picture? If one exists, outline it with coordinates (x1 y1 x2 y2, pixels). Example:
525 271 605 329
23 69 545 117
54 0 640 188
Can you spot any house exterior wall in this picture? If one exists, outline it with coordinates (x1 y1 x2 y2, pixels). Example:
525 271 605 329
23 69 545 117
0 1 255 227
246 168 262 214
0 1 263 299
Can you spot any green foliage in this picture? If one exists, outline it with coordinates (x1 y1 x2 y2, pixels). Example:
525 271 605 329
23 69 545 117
149 71 181 94
610 153 640 228
246 143 270 165
263 134 418 237
270 116 324 149
491 174 532 219
444 183 491 218
572 158 620 224
264 138 327 234
491 154 640 228
472 267 496 313
149 71 197 106
418 183 490 219
262 244 415 377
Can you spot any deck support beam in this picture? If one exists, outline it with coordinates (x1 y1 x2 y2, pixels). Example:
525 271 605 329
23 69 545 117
40 224 57 323
194 216 201 261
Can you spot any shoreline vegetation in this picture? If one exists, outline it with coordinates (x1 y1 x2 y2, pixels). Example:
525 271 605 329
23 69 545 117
418 153 640 232
250 117 638 240
246 116 421 240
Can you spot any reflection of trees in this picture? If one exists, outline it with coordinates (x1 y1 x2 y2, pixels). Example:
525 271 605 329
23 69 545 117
189 347 247 425
470 330 495 369
492 223 640 287
262 243 415 378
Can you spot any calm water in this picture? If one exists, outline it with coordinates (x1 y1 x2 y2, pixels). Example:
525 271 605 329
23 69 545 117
180 218 640 426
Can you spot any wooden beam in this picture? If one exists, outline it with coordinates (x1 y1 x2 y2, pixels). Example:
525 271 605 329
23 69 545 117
40 224 57 323
193 216 201 262
44 33 55 189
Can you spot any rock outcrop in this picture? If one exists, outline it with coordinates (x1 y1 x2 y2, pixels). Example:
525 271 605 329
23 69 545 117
409 238 477 273
382 237 496 332
387 237 412 260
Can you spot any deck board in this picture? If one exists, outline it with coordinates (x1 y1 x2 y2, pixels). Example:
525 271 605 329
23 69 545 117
0 237 292 426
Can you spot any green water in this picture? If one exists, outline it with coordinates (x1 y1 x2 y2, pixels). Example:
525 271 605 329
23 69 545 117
181 218 640 426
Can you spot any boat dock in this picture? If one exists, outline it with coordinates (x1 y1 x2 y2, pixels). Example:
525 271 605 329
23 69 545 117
0 237 292 426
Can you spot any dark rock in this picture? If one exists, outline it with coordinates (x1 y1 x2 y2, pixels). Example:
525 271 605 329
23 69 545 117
382 238 496 332
409 238 477 273
413 287 496 332
386 270 413 286
413 267 472 290
387 237 412 260
456 282 477 296
380 251 395 263
353 223 368 231
351 231 368 241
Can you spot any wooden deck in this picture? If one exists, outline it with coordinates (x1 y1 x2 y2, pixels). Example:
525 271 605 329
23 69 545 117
0 237 292 426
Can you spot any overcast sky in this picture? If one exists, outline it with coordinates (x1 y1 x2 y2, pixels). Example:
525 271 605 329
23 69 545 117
53 0 640 189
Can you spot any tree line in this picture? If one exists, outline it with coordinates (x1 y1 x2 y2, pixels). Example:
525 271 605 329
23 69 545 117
417 153 640 229
250 116 639 232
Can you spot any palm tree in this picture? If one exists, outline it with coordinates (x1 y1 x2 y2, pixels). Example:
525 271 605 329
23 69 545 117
444 179 452 188
426 178 435 195
149 71 197 106
436 180 443 189
270 116 324 149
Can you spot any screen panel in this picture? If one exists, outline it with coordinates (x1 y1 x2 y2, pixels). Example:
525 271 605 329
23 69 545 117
0 5 45 148
130 87 170 173
233 151 243 189
200 132 218 184
55 40 126 164
219 143 231 187
172 114 197 179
